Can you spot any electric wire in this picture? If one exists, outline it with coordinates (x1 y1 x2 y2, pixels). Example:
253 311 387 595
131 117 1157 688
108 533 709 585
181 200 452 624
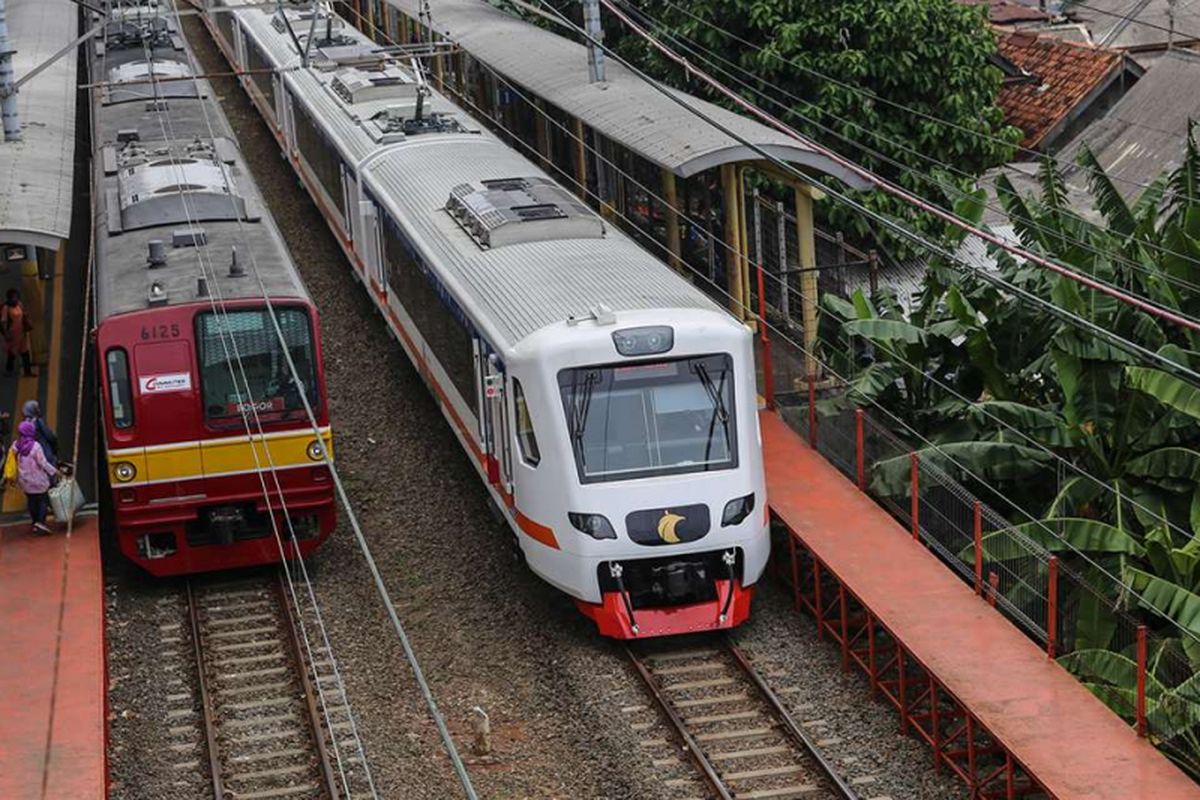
616 1 1200 300
176 1 479 795
117 3 374 794
620 0 1200 198
440 0 1200 642
374 0 1200 553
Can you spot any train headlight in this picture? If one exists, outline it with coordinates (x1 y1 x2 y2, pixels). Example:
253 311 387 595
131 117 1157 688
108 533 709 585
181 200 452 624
306 440 327 461
612 326 673 357
721 493 755 527
113 461 137 483
568 512 617 540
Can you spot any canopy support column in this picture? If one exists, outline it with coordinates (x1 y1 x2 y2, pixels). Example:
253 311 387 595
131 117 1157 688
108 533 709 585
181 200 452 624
722 163 746 319
663 169 681 273
794 183 819 379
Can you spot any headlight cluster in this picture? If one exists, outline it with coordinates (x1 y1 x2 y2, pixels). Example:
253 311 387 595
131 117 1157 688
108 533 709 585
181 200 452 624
568 512 616 540
721 493 755 527
306 440 326 461
113 461 137 483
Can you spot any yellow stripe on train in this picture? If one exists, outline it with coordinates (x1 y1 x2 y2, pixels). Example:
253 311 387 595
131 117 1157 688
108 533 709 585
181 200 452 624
108 428 333 487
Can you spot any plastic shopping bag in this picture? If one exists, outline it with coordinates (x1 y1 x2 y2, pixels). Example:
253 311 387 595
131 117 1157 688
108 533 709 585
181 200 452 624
48 477 85 524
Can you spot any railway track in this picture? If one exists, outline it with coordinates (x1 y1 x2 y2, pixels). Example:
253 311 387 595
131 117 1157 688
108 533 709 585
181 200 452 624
627 638 860 800
186 574 364 800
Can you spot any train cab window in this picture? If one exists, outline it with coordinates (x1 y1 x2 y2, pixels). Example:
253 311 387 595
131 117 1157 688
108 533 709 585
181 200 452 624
196 308 318 427
512 379 540 467
106 349 134 429
558 354 737 483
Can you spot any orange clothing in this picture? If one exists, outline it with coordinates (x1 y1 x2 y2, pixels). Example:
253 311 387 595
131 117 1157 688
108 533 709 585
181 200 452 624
1 302 30 355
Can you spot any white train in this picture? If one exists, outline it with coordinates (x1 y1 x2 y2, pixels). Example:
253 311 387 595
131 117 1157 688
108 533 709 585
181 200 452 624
201 0 768 637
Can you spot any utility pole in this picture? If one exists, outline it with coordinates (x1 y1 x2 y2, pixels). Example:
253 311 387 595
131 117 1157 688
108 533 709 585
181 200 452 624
583 0 605 83
0 0 21 142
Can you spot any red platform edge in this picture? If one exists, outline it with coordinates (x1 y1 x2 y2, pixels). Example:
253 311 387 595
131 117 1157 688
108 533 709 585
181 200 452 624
0 516 107 800
760 410 1200 800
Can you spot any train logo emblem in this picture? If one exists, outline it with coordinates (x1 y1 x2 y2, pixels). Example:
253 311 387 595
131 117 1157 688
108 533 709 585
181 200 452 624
657 511 686 544
139 373 192 394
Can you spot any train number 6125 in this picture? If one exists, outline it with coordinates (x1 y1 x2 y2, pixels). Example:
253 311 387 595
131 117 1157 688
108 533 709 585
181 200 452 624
140 323 181 340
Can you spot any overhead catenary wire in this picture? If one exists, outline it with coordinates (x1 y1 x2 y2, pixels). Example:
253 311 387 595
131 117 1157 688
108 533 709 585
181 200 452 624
125 10 370 796
589 0 1200 340
616 1 1200 300
155 2 480 796
430 51 1199 645
357 0 1200 550
393 0 1200 640
621 0 1200 199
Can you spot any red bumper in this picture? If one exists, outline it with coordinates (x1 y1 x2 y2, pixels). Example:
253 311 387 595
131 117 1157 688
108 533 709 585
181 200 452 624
575 579 754 639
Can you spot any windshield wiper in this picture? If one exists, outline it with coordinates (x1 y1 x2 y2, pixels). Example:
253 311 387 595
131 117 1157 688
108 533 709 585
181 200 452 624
570 371 599 466
694 362 730 465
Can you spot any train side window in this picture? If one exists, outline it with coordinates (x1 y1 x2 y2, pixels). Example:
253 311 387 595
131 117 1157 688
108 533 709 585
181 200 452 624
512 379 540 467
106 348 134 429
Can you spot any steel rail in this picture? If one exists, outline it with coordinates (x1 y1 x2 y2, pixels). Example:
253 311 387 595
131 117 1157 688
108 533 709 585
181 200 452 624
274 570 342 799
185 579 227 800
725 638 860 800
626 639 860 800
186 574 340 800
624 645 734 800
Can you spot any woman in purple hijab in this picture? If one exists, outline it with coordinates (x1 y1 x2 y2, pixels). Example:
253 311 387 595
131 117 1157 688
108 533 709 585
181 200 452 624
12 420 58 534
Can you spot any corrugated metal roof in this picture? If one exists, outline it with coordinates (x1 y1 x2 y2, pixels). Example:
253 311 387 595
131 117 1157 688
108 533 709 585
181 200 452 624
365 137 721 349
0 0 78 250
384 0 870 187
1070 0 1200 50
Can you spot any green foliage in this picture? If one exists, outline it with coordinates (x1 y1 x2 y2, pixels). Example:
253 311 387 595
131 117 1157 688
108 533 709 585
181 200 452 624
611 0 1021 248
820 123 1200 765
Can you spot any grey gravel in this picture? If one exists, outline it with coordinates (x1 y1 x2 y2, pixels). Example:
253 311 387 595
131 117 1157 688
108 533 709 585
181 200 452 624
105 12 972 800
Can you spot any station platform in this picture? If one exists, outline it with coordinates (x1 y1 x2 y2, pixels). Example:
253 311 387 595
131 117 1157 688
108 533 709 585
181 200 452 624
0 514 106 800
760 410 1200 799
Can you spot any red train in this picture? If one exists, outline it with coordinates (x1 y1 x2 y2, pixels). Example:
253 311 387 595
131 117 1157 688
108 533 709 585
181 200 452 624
91 9 335 575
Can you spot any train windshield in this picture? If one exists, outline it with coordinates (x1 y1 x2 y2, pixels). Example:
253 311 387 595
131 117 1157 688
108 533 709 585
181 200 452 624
558 354 737 483
196 308 318 427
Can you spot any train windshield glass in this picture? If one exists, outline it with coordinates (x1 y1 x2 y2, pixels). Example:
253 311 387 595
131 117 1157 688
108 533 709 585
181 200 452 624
196 308 318 426
558 354 737 483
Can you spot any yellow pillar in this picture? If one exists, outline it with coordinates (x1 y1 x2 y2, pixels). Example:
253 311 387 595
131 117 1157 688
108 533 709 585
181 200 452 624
721 163 745 319
737 167 755 331
794 184 819 379
366 0 375 41
399 10 410 43
663 168 682 273
574 118 588 202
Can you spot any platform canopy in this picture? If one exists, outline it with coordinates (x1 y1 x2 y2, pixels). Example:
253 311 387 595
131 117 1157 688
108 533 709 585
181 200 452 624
0 0 78 252
386 0 871 187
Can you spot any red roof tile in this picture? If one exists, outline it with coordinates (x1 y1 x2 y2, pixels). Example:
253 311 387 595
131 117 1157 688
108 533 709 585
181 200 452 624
995 32 1122 149
959 0 1053 24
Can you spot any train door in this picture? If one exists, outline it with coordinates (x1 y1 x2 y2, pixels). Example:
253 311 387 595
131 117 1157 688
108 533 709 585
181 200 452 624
359 199 385 291
133 338 202 491
480 349 513 504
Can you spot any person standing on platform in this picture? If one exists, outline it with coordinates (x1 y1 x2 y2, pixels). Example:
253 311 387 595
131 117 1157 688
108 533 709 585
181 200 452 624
22 400 56 467
1 289 35 378
10 421 57 535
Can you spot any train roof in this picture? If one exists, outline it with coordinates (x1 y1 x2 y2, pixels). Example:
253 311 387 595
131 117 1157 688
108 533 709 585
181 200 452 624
91 3 308 322
229 2 728 352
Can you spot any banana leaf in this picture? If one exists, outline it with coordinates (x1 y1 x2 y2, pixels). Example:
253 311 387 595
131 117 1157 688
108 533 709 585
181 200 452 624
816 363 900 415
964 518 1144 562
1079 145 1137 236
1126 448 1200 484
1124 566 1200 644
966 401 1071 447
1058 649 1165 698
868 441 1051 497
1046 475 1103 517
842 318 926 347
1126 366 1200 421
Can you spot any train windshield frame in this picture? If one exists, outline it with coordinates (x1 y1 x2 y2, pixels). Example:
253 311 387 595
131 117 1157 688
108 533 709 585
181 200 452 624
558 353 737 484
195 306 319 428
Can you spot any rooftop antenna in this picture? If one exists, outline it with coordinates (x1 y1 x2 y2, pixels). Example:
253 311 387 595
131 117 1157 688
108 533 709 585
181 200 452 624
300 0 323 67
0 0 21 141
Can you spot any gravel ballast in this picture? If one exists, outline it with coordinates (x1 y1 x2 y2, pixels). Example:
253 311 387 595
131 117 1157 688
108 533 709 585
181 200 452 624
106 11 973 799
